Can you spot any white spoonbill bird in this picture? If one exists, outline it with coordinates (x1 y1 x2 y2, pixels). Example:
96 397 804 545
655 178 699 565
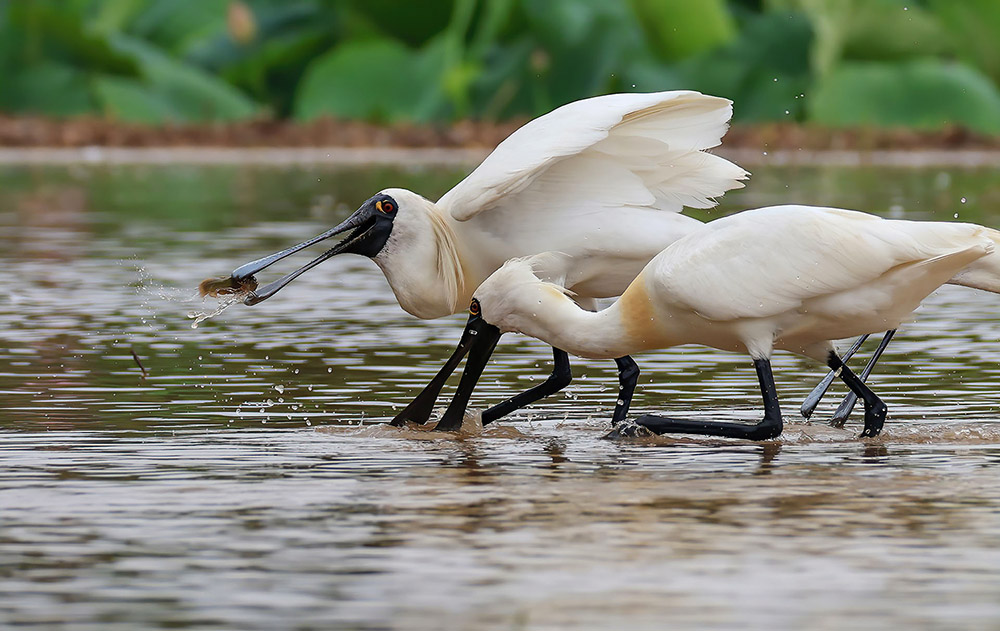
430 205 1000 439
223 91 748 425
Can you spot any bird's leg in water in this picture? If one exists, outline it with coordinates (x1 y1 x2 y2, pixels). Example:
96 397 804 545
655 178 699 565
433 325 501 431
611 356 639 426
616 358 783 440
481 348 572 425
826 351 887 437
801 334 869 419
389 351 465 426
830 329 896 428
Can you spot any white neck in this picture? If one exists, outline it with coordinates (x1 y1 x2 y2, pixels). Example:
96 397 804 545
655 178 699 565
503 292 640 360
497 273 681 360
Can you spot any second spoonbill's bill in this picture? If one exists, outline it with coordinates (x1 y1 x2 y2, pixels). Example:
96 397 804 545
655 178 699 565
222 90 749 425
429 205 1000 439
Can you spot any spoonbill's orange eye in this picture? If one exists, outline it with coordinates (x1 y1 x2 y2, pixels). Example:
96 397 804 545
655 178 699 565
377 200 394 214
469 299 481 315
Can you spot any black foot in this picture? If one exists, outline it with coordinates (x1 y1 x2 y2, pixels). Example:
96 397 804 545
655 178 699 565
633 414 782 441
826 349 889 439
860 400 887 437
609 357 784 441
602 421 655 440
390 395 437 427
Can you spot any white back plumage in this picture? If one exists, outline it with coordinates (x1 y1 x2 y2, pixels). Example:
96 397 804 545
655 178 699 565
470 206 1000 363
654 205 996 323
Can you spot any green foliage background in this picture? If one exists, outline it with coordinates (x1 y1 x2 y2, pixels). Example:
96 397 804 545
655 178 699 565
2 0 1000 133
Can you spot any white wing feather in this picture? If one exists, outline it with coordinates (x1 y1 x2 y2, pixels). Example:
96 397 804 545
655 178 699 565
439 91 748 222
655 206 994 322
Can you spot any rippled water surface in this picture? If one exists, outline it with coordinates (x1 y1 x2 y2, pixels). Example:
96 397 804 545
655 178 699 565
3 162 1000 630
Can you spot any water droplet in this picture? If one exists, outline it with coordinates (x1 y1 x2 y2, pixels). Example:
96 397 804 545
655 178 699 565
961 197 967 204
274 384 285 394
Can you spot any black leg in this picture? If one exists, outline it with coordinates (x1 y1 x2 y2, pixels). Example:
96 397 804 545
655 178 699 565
826 351 888 437
390 351 466 426
434 324 502 431
830 329 896 427
611 356 639 427
481 348 572 425
627 358 783 441
390 316 501 428
801 334 869 419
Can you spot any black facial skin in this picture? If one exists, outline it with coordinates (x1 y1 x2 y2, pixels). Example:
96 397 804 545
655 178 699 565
229 193 398 305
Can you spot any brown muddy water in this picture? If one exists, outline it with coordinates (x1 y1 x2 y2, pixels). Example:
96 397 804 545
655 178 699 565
2 162 1000 630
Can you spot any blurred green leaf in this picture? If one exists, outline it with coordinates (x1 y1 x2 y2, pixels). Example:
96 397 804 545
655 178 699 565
217 27 331 116
107 34 259 121
928 0 1000 84
840 2 948 62
5 1 138 74
294 38 432 122
1 0 999 132
185 4 339 118
521 0 635 48
92 75 177 122
0 62 94 116
342 0 455 47
810 60 1000 134
517 0 645 111
410 35 454 121
629 0 736 60
629 10 812 122
782 0 949 76
90 0 147 36
468 36 534 119
128 0 228 55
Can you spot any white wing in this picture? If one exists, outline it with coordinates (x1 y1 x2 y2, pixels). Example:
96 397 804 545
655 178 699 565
655 205 994 322
438 91 748 222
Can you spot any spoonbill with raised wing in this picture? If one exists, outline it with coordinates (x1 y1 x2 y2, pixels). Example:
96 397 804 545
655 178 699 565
219 91 749 425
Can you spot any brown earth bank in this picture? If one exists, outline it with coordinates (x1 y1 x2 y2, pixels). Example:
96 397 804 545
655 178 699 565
2 115 999 151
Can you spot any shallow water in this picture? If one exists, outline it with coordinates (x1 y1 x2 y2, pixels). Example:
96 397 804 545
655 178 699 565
2 163 1000 630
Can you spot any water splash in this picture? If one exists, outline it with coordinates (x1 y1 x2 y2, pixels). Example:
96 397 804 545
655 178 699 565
188 292 246 328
